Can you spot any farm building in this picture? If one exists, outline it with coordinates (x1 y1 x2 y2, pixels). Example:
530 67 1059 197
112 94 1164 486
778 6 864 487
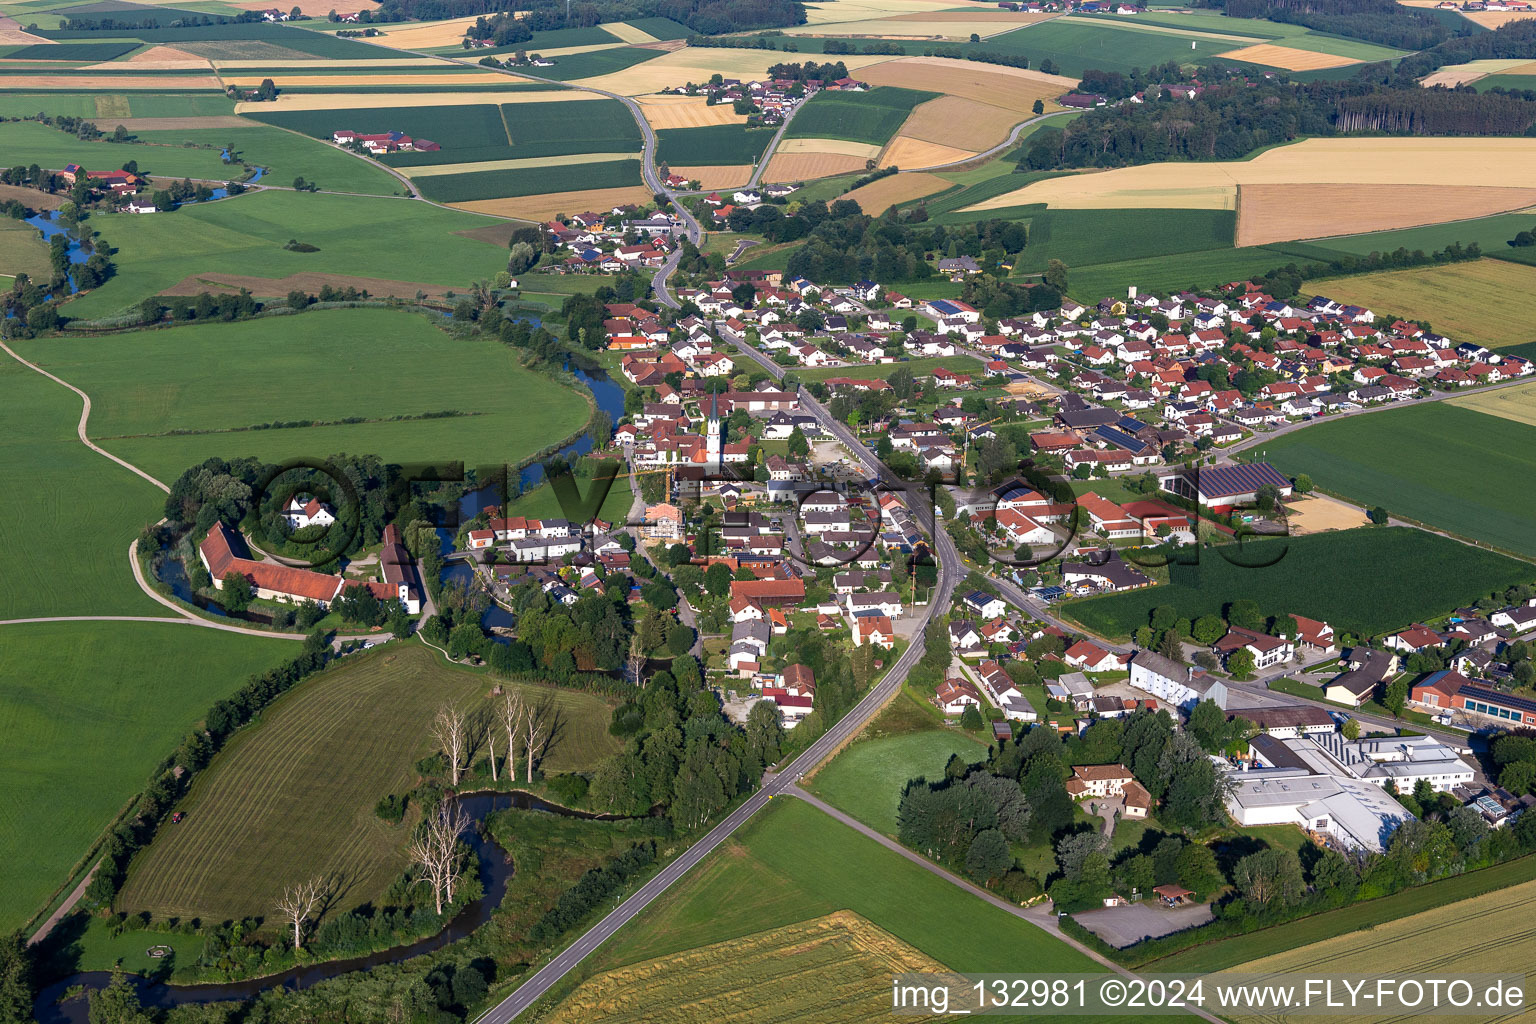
1159 462 1292 511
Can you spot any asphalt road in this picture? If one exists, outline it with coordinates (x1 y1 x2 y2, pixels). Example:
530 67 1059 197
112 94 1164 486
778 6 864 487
475 343 960 1023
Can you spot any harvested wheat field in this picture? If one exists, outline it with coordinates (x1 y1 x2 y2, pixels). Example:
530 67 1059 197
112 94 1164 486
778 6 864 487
861 55 1077 97
0 73 222 89
237 86 573 112
86 45 209 69
548 912 947 1024
635 93 746 129
1217 42 1359 70
571 48 896 95
223 71 506 87
842 171 948 213
801 0 984 26
1236 182 1536 245
0 182 64 210
406 152 637 176
777 137 883 159
668 164 753 187
764 152 868 181
880 135 975 169
897 95 1032 151
1314 259 1536 352
1284 495 1367 536
967 138 1536 212
1450 379 1536 427
368 15 485 49
1419 57 1532 86
160 271 463 299
1461 9 1536 27
602 21 659 43
0 15 48 45
213 58 444 68
450 185 655 222
1233 878 1536 1024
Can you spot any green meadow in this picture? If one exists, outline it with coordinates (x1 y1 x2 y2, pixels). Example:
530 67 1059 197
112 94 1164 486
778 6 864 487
132 124 404 195
59 189 510 319
0 120 235 179
16 308 591 483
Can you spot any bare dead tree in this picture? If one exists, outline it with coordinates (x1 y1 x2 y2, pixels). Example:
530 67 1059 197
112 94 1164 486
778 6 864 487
522 700 547 784
431 704 468 786
498 690 525 782
487 719 497 783
408 799 470 914
274 876 325 951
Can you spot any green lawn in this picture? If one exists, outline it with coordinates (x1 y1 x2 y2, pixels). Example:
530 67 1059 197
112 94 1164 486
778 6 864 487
1061 527 1534 640
1255 403 1536 559
783 86 937 147
17 307 591 484
0 354 166 619
117 642 620 924
0 120 235 180
132 123 403 195
807 729 989 836
58 189 511 319
0 620 292 932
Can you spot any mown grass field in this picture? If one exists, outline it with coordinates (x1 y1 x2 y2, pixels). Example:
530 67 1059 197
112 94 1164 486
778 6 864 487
565 797 1137 1023
118 642 620 924
784 87 938 147
17 308 591 483
0 120 235 180
1062 527 1534 640
655 124 774 166
0 354 166 619
134 124 403 195
0 216 50 279
1255 403 1536 559
415 157 641 202
58 190 510 319
0 621 291 932
981 18 1239 76
248 101 510 155
1146 855 1536 973
807 729 987 836
1306 258 1536 350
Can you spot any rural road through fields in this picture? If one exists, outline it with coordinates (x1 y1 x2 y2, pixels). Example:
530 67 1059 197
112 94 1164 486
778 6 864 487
896 108 1076 175
786 789 1230 1024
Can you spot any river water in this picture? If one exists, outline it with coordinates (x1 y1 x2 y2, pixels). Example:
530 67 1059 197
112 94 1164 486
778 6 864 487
33 792 618 1023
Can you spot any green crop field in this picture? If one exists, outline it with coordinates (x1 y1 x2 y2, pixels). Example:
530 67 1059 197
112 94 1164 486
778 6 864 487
1301 211 1536 265
566 798 1138 1022
56 189 511 319
532 46 662 81
0 216 50 279
1063 527 1533 640
15 307 591 483
0 620 291 932
1013 208 1236 275
783 87 937 147
982 19 1236 77
1066 244 1325 304
133 124 402 195
1254 404 1536 559
1471 74 1536 93
807 730 987 836
624 16 692 39
250 98 637 167
794 355 985 381
117 642 621 924
38 21 394 59
413 158 641 202
0 355 166 619
0 120 235 179
655 124 774 166
0 93 234 118
6 41 139 59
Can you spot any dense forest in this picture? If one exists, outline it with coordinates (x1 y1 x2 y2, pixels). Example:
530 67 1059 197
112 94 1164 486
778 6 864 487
1022 64 1536 169
1200 0 1464 50
1393 17 1536 81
